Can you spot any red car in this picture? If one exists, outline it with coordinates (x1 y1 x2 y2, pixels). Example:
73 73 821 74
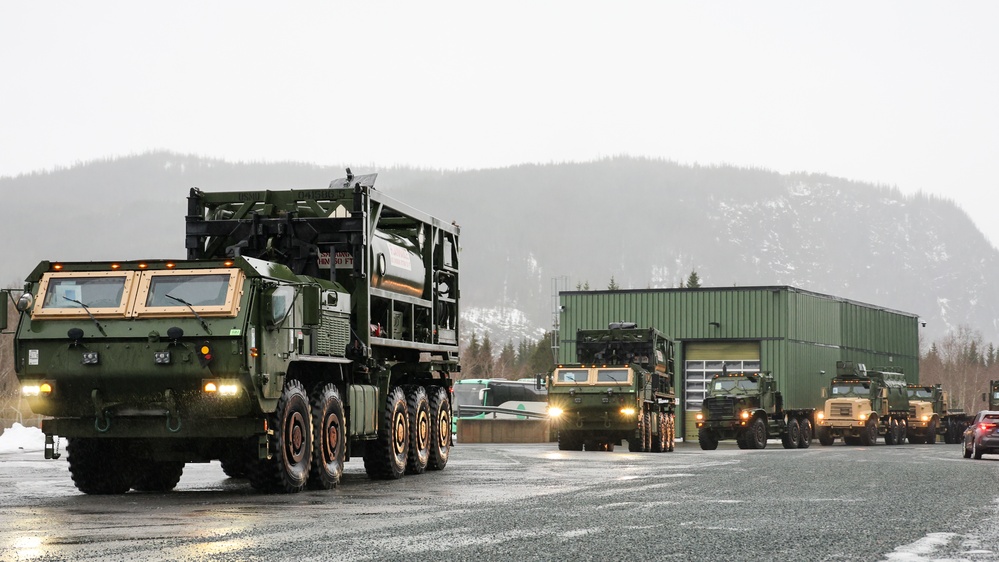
963 410 999 459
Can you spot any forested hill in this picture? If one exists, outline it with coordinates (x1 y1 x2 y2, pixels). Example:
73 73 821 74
1 152 996 347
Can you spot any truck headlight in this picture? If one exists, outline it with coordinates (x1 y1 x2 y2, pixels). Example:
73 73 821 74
816 411 824 420
695 412 704 421
547 406 564 418
620 407 637 417
22 382 53 397
203 380 240 397
740 410 751 420
858 413 868 421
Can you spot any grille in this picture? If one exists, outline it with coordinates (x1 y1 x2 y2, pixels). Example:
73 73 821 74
830 401 854 417
317 313 350 357
704 397 736 418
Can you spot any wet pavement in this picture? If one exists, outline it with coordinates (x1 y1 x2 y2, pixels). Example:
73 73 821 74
1 440 997 561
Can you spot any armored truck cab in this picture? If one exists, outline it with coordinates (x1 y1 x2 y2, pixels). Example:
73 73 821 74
906 384 972 444
4 172 461 494
695 371 814 450
985 381 999 410
815 361 909 446
545 323 676 452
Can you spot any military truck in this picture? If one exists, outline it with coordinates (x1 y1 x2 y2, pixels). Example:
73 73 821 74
2 172 461 494
814 361 909 446
545 323 676 452
694 371 814 450
905 383 972 444
984 381 999 410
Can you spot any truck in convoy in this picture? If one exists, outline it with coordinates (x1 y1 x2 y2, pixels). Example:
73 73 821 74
905 383 972 444
1 171 461 494
694 371 814 450
545 323 676 452
814 361 909 446
984 381 999 410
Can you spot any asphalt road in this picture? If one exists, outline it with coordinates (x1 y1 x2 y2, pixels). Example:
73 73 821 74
1 440 997 562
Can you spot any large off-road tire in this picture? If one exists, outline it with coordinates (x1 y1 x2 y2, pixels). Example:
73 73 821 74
363 386 409 479
736 428 751 449
925 420 937 445
748 417 767 449
651 412 666 452
817 425 835 446
249 379 313 493
642 412 652 452
427 386 451 470
309 383 345 490
698 428 719 450
898 419 908 445
628 415 645 452
67 438 135 495
132 461 184 492
666 414 676 452
860 418 878 446
220 446 250 479
781 418 801 449
798 418 813 449
885 419 898 445
405 386 431 475
558 430 583 451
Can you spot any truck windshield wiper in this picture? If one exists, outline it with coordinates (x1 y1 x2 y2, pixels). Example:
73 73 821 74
62 296 108 336
165 294 212 335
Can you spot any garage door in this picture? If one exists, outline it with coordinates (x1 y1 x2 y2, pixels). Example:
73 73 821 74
682 341 761 442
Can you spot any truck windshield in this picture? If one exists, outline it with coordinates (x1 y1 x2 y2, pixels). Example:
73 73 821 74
555 369 589 384
595 369 630 384
907 388 934 399
712 378 758 393
145 274 231 307
831 384 869 397
41 276 127 309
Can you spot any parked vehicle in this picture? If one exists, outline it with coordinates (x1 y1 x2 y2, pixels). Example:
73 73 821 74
963 410 999 459
3 172 461 494
545 323 676 452
906 384 972 444
695 371 814 450
815 361 910 446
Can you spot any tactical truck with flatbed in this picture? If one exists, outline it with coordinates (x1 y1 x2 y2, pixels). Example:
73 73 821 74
815 361 909 446
905 383 972 444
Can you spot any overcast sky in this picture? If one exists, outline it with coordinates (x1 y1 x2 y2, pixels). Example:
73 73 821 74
2 2 997 246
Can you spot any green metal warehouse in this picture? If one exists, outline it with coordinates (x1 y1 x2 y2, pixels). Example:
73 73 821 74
556 286 921 441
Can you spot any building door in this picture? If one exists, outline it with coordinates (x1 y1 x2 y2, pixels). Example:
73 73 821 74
682 341 761 441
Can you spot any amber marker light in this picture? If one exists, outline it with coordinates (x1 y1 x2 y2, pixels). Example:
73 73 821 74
138 263 148 269
39 383 53 394
52 264 63 270
249 347 259 358
165 262 176 269
223 260 235 267
204 382 218 393
110 263 121 270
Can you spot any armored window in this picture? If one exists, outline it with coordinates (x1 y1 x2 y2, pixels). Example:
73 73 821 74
32 271 136 318
555 369 589 384
594 368 632 385
132 268 243 318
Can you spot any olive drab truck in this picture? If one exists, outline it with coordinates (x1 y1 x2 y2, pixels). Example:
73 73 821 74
814 361 909 446
694 370 814 450
544 323 676 452
905 383 972 444
1 171 461 494
984 381 999 410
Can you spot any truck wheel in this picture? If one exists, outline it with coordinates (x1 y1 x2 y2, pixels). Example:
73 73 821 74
309 383 345 489
925 420 937 445
666 414 676 452
642 412 652 452
860 418 878 446
652 412 667 452
628 415 645 452
67 438 135 495
798 418 813 448
748 418 767 449
781 418 800 449
698 428 719 450
427 386 451 470
220 442 252 479
405 386 431 475
132 461 185 492
736 429 750 449
816 425 834 446
249 379 313 493
363 386 410 480
558 430 583 451
885 419 898 445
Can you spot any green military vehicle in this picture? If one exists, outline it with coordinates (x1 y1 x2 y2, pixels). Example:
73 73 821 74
905 383 972 444
695 371 814 450
2 172 461 494
815 361 909 446
545 323 676 452
984 380 999 410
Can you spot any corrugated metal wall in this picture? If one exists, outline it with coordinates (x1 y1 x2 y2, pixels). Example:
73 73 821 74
556 286 920 435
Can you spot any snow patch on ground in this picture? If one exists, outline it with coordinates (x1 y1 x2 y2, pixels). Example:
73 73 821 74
883 532 960 561
0 423 62 453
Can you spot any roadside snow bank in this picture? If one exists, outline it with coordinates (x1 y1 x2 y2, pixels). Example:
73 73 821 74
0 423 49 453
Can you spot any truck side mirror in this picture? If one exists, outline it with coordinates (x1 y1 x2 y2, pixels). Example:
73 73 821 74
983 393 988 403
302 285 321 326
821 387 827 399
0 290 7 331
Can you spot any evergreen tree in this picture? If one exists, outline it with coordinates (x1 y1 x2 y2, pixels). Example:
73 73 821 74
498 341 517 379
607 276 620 290
685 270 702 289
479 333 495 378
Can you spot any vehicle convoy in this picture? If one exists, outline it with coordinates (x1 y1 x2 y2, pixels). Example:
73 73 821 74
815 361 910 446
905 383 972 444
2 172 461 494
694 371 814 450
545 323 676 452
